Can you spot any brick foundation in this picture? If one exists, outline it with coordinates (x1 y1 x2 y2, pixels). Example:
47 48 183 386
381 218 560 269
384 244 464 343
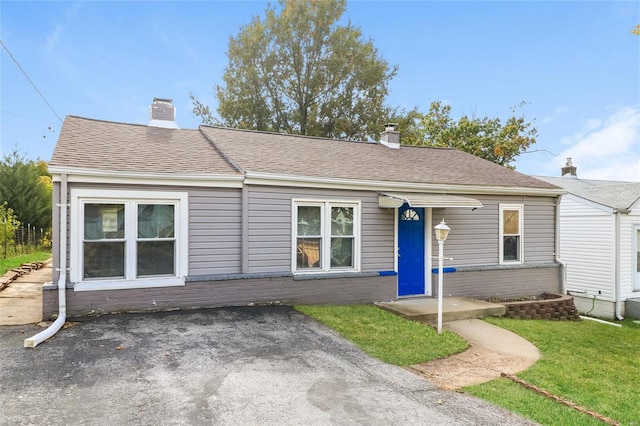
502 293 580 321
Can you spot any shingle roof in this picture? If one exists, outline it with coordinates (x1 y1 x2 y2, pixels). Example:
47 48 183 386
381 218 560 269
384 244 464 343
200 126 559 189
50 116 560 191
537 176 640 211
50 116 239 175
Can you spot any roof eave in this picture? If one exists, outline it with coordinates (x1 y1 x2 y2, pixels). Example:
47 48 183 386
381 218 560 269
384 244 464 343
49 166 243 188
243 171 567 196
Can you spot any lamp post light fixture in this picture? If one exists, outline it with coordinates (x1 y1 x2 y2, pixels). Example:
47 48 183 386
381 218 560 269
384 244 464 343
434 219 450 334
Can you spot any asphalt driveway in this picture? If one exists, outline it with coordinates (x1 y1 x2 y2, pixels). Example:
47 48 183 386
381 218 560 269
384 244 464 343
0 306 536 425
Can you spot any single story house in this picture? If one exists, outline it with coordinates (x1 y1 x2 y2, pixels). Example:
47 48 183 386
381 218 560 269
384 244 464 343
538 159 640 319
43 99 565 318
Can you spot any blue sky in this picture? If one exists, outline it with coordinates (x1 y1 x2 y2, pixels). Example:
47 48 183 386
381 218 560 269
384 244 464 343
1 0 639 180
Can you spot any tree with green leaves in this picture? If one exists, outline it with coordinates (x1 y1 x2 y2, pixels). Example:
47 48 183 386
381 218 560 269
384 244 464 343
0 151 51 233
398 101 537 168
0 202 20 257
192 0 398 141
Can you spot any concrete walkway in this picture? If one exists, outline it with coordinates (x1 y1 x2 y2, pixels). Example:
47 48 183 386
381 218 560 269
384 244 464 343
409 319 541 390
0 261 51 325
377 297 540 389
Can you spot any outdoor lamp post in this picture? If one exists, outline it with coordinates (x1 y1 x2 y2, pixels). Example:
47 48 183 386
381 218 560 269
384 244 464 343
434 219 450 334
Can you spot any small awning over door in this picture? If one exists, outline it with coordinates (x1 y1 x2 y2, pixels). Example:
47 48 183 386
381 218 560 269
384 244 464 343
378 192 483 209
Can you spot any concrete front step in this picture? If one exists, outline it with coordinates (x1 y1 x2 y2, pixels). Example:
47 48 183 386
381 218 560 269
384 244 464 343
376 297 506 324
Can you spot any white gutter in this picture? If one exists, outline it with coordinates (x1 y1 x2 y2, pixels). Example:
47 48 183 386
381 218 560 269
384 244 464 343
243 171 567 197
48 166 244 188
555 195 567 294
614 211 624 320
24 173 68 348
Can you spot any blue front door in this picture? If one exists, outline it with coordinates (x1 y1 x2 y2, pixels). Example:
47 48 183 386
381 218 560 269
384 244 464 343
398 204 425 296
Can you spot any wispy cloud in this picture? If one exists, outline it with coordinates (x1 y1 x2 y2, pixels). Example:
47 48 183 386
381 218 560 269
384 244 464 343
551 107 640 181
43 2 82 53
542 105 569 125
45 24 64 52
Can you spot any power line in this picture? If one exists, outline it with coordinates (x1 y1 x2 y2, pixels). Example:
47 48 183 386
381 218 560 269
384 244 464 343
0 39 63 124
1 109 53 122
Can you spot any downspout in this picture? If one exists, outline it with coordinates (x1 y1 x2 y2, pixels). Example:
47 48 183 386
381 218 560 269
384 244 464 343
24 173 68 347
555 195 567 294
614 211 624 320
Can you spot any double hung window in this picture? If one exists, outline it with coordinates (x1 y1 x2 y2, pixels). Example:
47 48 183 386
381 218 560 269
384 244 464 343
500 204 523 264
294 201 360 273
71 189 187 290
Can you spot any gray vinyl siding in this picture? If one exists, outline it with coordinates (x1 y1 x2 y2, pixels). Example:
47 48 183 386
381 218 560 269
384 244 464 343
189 189 242 275
57 183 243 281
246 188 291 273
523 196 557 263
48 179 560 317
432 196 499 266
432 195 557 267
361 206 395 271
246 186 394 274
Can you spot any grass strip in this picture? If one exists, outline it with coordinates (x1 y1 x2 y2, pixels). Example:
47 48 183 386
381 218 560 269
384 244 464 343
465 317 640 426
502 373 620 425
466 378 606 426
295 304 468 366
0 251 51 275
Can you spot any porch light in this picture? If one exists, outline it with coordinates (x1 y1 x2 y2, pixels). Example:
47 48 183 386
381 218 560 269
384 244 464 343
434 219 450 242
434 219 451 334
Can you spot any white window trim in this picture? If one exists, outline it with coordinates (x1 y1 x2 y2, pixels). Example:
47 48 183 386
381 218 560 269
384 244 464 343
70 189 188 291
499 203 524 265
291 199 361 274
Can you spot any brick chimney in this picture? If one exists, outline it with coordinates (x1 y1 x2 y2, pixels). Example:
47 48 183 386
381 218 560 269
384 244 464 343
379 123 400 149
148 98 179 129
561 157 577 177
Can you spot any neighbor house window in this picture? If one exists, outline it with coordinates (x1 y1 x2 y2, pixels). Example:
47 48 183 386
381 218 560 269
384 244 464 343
500 204 523 264
71 189 188 291
293 201 360 273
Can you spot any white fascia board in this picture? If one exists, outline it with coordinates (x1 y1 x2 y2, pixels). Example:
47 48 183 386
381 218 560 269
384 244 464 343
49 166 243 188
243 171 566 197
563 193 615 214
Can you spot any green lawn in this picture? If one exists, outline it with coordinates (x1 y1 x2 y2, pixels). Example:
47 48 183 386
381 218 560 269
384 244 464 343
296 304 640 426
466 317 640 426
0 251 51 275
295 304 468 366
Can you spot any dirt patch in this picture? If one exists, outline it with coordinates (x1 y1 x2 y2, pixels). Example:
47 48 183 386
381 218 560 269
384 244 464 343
408 346 538 390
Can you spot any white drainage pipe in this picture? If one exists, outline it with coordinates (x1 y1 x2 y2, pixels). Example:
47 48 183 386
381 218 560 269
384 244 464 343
24 173 68 348
579 315 622 328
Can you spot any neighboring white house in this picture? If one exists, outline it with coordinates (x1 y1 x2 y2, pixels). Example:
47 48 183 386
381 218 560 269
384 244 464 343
538 159 640 320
